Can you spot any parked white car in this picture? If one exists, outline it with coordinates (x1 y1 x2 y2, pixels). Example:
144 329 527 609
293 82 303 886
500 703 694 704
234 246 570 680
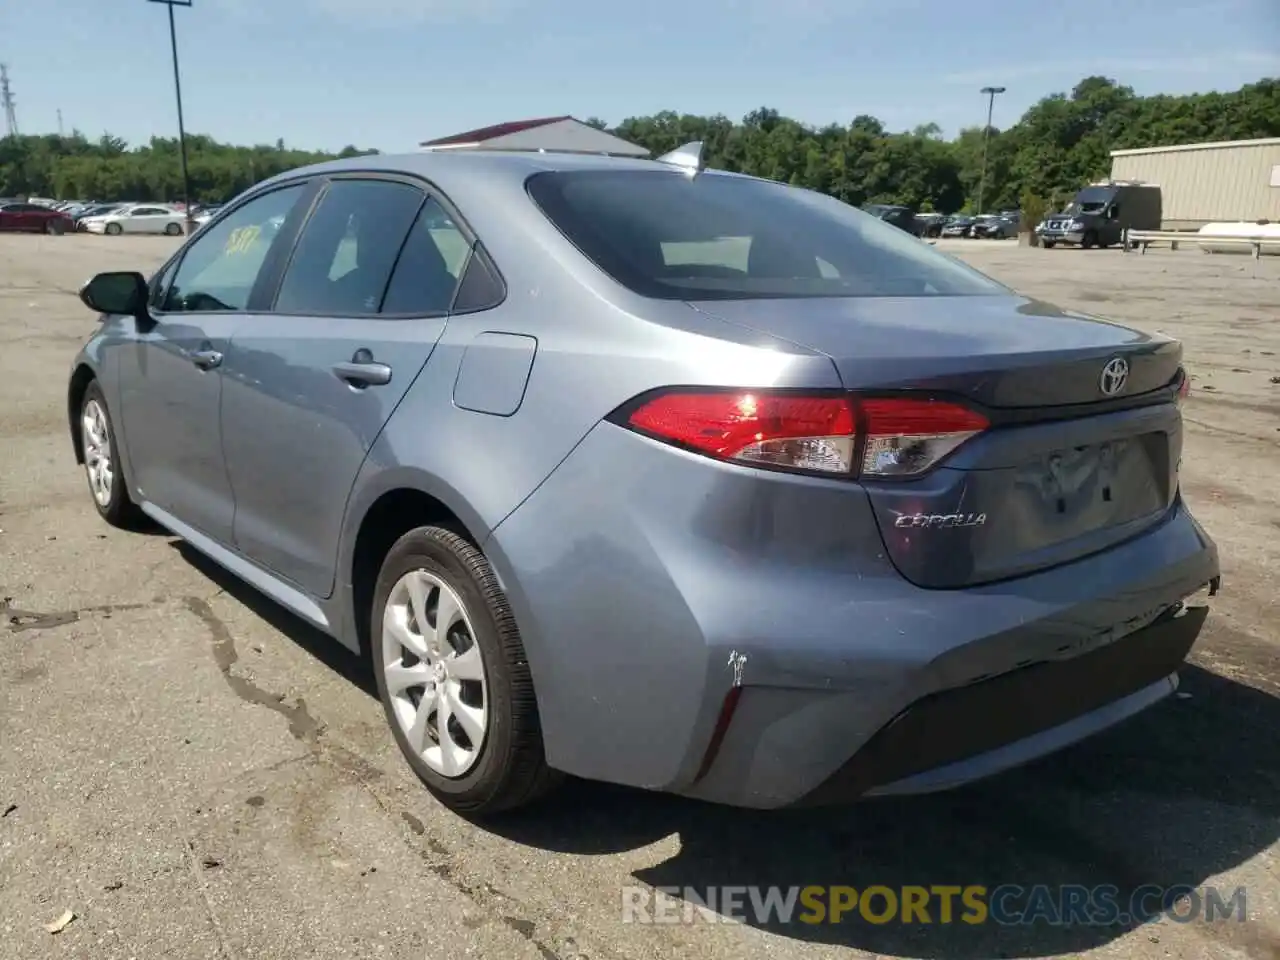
83 204 188 236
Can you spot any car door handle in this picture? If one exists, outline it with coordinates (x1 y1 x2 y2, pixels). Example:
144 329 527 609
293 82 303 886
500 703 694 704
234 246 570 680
190 348 223 370
332 360 392 387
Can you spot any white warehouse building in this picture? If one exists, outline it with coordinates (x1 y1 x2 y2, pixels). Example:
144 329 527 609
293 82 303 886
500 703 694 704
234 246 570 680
1109 137 1280 229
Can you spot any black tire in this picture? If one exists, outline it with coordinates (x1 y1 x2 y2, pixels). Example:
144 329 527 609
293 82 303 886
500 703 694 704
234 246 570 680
164 222 182 236
104 222 122 236
46 218 66 236
1082 230 1098 249
79 380 144 528
371 525 560 815
1042 240 1056 248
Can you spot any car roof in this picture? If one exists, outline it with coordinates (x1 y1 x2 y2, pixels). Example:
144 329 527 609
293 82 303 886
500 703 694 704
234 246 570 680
254 148 761 194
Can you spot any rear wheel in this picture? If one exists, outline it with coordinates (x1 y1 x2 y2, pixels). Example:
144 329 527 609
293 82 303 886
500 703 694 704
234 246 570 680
372 525 559 815
104 222 122 236
80 381 143 528
164 222 182 236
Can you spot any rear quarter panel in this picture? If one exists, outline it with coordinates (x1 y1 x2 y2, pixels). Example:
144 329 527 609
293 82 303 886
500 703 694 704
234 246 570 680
341 169 837 522
335 167 839 641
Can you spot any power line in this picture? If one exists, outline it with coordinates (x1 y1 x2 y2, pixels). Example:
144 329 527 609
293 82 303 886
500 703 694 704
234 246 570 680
0 64 18 137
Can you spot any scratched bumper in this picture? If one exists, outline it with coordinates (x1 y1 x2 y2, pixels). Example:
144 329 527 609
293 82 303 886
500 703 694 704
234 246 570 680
486 421 1219 809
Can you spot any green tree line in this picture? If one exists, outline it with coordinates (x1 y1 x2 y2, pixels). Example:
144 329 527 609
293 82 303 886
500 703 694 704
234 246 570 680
2 76 1277 214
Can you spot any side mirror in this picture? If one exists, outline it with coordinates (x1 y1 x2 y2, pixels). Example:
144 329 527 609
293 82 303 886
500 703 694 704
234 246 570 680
79 271 148 317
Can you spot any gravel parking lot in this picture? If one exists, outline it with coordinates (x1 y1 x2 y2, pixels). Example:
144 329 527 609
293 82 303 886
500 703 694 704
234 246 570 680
1 234 1277 960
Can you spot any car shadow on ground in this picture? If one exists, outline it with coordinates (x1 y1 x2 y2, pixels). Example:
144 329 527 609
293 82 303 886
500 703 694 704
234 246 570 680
491 667 1280 957
172 541 377 698
170 541 1278 958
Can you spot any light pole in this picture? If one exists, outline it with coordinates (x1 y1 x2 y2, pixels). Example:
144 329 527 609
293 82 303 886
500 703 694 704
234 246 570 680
148 0 195 234
976 85 1005 216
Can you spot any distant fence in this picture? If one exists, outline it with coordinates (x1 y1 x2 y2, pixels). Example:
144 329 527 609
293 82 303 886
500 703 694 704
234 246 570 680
1122 229 1280 259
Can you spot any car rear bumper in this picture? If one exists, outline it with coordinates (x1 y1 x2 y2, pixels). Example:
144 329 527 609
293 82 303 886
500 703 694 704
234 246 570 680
795 600 1206 804
485 422 1220 808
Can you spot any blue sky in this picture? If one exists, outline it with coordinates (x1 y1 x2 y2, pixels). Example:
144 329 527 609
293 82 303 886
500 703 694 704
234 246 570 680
4 0 1278 152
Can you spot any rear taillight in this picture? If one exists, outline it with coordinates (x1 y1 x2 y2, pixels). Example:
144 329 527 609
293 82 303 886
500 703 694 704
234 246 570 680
617 390 988 479
858 397 988 478
1177 370 1191 403
625 392 858 474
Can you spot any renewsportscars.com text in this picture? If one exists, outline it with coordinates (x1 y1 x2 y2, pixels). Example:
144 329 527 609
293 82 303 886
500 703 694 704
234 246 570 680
621 884 1248 927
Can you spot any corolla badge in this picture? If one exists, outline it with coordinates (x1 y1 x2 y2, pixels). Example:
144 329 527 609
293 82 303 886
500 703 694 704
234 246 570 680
1099 356 1130 396
894 513 987 529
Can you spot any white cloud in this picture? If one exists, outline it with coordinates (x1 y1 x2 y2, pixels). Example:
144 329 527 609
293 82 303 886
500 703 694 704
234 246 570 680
302 0 525 24
727 0 924 28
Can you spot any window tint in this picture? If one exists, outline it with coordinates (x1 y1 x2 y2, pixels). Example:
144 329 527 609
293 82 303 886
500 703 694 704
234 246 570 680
451 245 504 313
161 184 305 313
380 198 469 314
526 171 1005 300
274 179 424 316
149 258 179 308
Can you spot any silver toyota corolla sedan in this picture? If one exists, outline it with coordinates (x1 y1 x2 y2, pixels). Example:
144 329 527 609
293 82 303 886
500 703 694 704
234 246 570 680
67 143 1220 815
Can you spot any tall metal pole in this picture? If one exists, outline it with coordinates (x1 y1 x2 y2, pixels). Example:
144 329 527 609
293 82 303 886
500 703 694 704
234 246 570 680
0 64 18 138
150 0 195 233
977 85 1005 216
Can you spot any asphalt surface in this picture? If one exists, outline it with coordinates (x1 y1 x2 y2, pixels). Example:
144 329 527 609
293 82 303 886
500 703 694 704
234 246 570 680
1 234 1278 960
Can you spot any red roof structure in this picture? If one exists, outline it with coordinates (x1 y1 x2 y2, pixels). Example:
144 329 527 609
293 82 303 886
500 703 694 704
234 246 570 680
421 115 572 148
419 115 650 157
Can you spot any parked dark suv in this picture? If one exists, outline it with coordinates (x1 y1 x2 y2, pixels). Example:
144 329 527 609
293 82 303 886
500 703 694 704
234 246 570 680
1038 182 1162 249
861 203 921 236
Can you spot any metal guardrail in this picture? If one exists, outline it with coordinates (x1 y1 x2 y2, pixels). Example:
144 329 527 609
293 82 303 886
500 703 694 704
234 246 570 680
1122 229 1280 259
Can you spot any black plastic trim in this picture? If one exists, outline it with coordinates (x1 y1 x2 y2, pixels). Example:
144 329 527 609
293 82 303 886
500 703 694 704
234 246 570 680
794 601 1208 807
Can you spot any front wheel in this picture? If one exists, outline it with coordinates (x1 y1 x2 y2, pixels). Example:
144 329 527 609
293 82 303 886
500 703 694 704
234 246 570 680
372 526 560 815
46 218 66 236
1042 240 1056 248
80 381 143 528
104 222 122 236
1082 230 1098 249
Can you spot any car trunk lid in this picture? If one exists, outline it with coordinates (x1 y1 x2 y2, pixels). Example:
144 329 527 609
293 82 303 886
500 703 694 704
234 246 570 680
688 295 1184 587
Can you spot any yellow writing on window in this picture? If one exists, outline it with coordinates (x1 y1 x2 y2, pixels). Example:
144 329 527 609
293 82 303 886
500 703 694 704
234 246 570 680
224 224 262 255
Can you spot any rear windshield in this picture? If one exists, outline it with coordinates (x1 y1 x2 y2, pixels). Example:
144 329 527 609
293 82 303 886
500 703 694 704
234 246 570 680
525 170 1005 300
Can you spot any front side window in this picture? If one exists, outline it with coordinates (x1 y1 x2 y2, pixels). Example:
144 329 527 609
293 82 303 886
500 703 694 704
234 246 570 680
161 183 306 313
526 170 1006 300
149 257 179 308
274 179 425 316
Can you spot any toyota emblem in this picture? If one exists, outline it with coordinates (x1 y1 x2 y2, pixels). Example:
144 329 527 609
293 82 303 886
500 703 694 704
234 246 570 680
1099 357 1130 396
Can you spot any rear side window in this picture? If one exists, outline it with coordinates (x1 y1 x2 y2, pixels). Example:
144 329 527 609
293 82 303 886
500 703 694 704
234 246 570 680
380 198 469 314
526 170 1004 300
274 179 424 316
